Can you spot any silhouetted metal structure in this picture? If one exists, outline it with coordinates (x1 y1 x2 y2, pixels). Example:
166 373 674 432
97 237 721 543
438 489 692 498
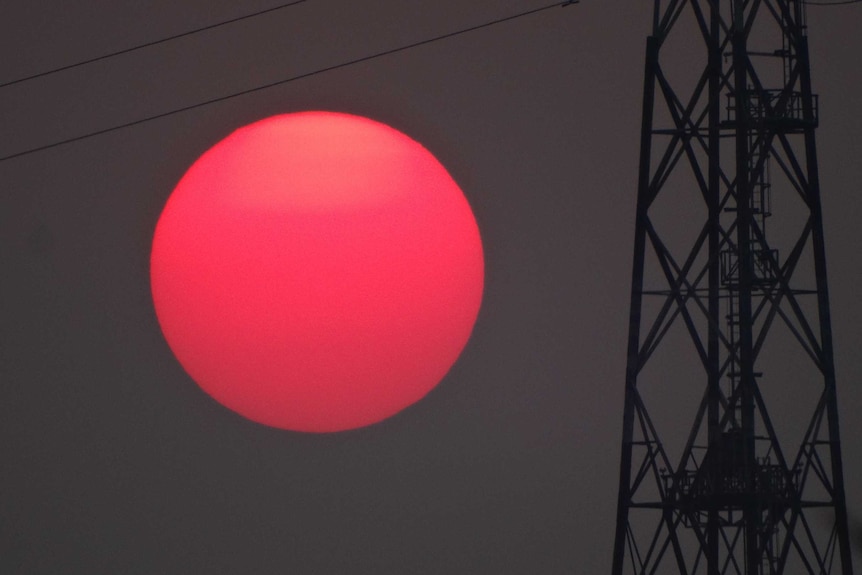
611 1 853 573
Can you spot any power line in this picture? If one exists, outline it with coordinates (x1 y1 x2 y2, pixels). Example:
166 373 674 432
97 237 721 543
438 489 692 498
0 2 567 163
0 0 310 89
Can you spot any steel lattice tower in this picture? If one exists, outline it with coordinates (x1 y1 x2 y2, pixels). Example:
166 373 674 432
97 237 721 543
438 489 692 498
611 1 853 573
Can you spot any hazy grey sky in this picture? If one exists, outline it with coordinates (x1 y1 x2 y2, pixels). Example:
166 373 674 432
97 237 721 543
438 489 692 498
1 1 859 573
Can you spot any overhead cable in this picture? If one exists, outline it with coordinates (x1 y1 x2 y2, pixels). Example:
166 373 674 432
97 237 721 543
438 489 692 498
0 0 309 89
0 2 565 163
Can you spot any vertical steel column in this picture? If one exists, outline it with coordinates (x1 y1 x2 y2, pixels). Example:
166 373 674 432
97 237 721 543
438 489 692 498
706 2 722 574
796 29 854 575
729 2 760 572
611 32 658 575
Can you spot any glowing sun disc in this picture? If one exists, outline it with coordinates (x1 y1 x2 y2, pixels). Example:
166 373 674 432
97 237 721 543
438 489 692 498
150 112 484 432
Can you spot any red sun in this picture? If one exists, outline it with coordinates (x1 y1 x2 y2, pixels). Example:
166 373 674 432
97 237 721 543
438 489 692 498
150 112 484 432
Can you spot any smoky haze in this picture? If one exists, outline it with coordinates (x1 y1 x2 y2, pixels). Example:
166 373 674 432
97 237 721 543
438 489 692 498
1 1 860 573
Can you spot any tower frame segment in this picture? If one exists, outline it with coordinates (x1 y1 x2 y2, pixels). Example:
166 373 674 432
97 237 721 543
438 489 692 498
611 1 853 573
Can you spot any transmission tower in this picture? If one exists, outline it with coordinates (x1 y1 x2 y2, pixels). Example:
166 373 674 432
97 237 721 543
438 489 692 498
611 1 853 574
